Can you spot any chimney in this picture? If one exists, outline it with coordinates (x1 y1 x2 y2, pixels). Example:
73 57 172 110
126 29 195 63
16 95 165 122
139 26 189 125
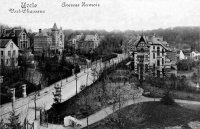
39 29 42 33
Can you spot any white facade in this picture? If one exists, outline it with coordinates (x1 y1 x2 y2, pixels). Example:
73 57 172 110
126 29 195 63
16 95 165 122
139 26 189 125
0 39 19 67
179 50 186 60
190 51 200 60
149 43 167 77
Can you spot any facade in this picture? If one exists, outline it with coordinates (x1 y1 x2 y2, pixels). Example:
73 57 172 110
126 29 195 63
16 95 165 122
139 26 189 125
33 29 52 55
131 34 175 79
179 50 186 60
0 39 19 67
68 33 84 50
148 36 169 77
0 28 30 51
190 51 200 60
84 34 100 50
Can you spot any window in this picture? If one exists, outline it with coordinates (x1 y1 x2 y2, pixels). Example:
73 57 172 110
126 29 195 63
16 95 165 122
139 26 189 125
153 46 155 50
157 47 160 56
13 50 16 56
23 33 26 40
162 58 164 65
157 70 160 77
145 64 148 72
153 53 155 59
10 43 13 49
162 68 165 76
157 59 160 66
1 59 3 65
162 49 165 56
8 51 11 57
1 51 3 56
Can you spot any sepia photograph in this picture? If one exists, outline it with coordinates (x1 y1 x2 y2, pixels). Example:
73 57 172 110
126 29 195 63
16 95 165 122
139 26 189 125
0 0 200 128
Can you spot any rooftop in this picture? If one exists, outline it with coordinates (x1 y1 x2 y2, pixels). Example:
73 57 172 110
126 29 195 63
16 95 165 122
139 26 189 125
0 39 11 48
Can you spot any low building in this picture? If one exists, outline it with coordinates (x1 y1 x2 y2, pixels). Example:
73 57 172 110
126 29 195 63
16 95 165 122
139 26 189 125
84 34 100 50
190 51 200 60
178 49 191 60
68 33 84 50
0 39 19 67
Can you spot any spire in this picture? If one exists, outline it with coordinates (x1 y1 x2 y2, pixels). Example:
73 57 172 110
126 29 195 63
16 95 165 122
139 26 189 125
52 23 58 30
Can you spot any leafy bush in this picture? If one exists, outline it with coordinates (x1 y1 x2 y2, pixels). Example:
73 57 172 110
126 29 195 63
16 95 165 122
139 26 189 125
160 92 175 105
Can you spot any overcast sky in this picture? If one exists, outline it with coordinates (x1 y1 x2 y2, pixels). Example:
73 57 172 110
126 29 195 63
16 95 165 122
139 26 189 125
0 0 200 32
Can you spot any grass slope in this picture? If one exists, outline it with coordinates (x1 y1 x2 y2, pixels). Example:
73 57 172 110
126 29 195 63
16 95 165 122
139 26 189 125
85 102 200 129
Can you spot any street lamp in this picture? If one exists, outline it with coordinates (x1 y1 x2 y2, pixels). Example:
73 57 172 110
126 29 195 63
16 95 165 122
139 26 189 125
0 76 3 84
74 70 78 95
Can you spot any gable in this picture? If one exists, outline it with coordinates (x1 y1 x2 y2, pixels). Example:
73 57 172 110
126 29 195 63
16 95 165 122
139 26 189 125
136 36 149 52
18 29 30 38
5 40 19 50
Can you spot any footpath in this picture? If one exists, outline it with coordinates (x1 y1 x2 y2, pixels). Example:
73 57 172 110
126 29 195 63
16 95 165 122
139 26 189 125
38 95 200 129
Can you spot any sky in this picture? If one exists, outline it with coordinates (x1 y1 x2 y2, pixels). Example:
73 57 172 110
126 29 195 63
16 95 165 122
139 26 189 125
0 0 200 32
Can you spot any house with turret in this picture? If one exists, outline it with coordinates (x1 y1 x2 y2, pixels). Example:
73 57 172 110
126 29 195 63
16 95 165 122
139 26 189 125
129 34 177 79
33 23 65 55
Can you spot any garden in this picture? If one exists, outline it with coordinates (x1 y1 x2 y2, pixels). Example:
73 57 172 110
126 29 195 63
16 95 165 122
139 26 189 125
45 58 140 124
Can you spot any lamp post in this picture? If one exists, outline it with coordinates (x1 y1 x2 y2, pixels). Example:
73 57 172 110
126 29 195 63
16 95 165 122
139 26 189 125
10 88 15 110
75 73 78 95
0 76 3 84
0 76 3 109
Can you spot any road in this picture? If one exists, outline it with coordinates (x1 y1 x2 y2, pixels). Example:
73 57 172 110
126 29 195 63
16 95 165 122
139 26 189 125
0 53 128 124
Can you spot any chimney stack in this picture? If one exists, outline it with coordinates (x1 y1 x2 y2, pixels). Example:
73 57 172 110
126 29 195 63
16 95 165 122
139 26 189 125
39 29 42 33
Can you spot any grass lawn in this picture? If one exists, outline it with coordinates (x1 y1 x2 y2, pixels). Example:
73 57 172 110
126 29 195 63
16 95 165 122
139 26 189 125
143 83 200 102
84 102 200 129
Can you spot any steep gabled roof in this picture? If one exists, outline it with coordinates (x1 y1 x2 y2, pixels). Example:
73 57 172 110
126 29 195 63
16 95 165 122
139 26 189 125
1 28 29 38
182 50 191 56
135 35 148 48
0 39 11 48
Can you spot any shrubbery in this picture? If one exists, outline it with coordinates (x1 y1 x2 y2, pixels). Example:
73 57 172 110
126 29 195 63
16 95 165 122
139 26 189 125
160 92 175 105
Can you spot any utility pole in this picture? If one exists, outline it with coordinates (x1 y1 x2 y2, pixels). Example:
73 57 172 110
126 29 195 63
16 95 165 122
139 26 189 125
34 91 37 120
75 74 78 95
86 71 89 87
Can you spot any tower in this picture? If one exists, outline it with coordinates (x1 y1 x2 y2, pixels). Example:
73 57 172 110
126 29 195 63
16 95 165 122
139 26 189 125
52 23 59 53
51 23 64 54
